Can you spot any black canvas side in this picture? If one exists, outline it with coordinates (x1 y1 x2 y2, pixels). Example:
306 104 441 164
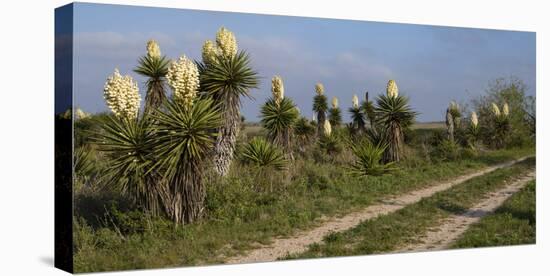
54 3 74 273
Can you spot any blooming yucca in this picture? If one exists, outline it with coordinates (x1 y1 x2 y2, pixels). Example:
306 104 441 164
491 102 501 117
352 94 359 108
502 102 510 117
202 40 219 65
166 55 200 109
332 97 338 109
146 39 161 59
104 69 141 120
471 111 478 128
386 80 399 98
216 27 237 59
271 75 284 106
315 83 325 96
323 120 332 136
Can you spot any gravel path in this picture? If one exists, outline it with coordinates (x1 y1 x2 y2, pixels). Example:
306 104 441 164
394 170 535 253
225 157 531 264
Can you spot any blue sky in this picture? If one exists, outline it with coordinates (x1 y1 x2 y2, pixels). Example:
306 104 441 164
72 3 535 122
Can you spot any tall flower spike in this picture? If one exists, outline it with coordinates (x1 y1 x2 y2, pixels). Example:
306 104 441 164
202 40 219 65
315 83 325 96
271 75 284 106
216 27 237 59
502 102 510 117
471 111 478 128
166 55 200 109
352 94 359 108
332 97 339 109
386 80 399 98
146 39 161 59
103 68 141 120
491 102 501 117
323 120 332 136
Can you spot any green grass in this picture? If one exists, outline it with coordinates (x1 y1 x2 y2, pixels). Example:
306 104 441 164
452 180 536 248
285 157 535 260
73 147 534 272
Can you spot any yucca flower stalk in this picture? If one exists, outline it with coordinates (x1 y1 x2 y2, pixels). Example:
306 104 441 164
313 83 328 136
134 40 170 113
361 91 376 129
318 120 342 156
260 76 299 159
349 94 365 135
103 69 141 121
466 111 480 148
374 80 417 163
199 27 259 176
328 96 342 127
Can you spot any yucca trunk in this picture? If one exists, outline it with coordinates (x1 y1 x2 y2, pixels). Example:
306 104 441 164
144 80 166 114
167 161 206 224
383 121 403 163
446 108 455 142
213 93 240 176
317 112 326 136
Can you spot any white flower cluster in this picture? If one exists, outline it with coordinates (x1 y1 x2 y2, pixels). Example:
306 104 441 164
332 97 339 109
166 56 200 109
315 83 324 96
502 103 510 116
146 39 161 59
491 102 501 117
202 40 219 65
386 80 399 98
352 94 359 109
75 108 90 120
471 111 478 127
271 75 284 106
103 69 141 120
216 27 238 59
323 120 332 136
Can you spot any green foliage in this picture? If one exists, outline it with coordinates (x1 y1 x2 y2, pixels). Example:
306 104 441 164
328 107 342 127
294 117 315 151
94 115 160 214
374 94 417 163
312 94 328 113
349 140 395 177
348 106 365 134
431 139 461 161
239 137 287 170
318 134 342 156
260 97 299 149
199 51 259 105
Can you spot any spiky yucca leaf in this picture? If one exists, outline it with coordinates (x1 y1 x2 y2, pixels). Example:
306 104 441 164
349 140 395 177
240 137 287 170
349 106 366 133
94 115 163 215
328 107 342 127
134 55 170 112
150 98 222 224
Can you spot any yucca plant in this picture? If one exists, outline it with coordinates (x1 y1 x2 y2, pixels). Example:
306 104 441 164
374 80 417 163
95 114 166 216
318 120 342 156
349 140 395 177
260 76 299 158
95 69 165 215
328 96 342 127
491 102 511 149
349 94 365 134
150 97 221 224
465 111 480 149
313 83 328 136
240 137 287 170
199 27 259 176
294 117 315 153
361 91 376 129
449 101 462 129
134 40 170 113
